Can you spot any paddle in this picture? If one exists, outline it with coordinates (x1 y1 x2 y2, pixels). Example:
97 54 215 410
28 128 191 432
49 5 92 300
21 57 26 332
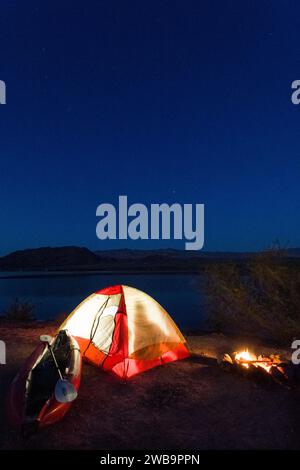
40 335 78 404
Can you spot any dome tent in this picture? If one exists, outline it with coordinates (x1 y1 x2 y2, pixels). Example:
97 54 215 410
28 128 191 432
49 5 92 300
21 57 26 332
59 285 190 379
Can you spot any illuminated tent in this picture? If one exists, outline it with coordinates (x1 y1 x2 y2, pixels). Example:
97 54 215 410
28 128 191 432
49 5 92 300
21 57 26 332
59 285 190 379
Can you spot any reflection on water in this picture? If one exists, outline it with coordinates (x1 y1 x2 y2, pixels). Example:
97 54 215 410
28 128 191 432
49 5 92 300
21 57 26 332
0 272 205 329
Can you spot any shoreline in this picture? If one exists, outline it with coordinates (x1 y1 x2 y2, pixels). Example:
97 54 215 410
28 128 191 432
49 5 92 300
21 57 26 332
0 322 291 359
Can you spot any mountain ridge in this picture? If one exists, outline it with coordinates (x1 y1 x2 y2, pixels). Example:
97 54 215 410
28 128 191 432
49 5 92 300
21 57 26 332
0 246 299 271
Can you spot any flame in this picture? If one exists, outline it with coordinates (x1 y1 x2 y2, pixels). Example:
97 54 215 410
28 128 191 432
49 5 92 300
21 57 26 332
235 349 272 373
235 349 256 368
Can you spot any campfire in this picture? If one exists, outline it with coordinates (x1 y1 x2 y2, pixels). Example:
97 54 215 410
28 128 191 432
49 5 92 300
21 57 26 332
235 349 276 373
220 349 292 386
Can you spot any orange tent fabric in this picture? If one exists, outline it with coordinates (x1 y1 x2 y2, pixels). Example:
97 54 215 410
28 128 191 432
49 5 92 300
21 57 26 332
59 285 190 379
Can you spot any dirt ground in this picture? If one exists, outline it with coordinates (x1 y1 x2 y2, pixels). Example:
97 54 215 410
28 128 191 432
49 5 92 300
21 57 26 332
0 325 299 450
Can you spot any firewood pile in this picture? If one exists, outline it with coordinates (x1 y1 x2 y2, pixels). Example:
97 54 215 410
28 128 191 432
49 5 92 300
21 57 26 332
219 349 300 386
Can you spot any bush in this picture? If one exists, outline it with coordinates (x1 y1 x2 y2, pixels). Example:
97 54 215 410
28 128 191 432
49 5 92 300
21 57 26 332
3 298 36 323
203 250 300 345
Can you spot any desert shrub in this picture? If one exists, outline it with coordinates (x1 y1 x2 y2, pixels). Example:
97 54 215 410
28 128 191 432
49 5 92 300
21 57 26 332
203 250 300 345
3 298 35 323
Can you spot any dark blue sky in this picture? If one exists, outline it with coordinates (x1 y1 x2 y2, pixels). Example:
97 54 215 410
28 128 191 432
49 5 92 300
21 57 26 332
0 1 300 255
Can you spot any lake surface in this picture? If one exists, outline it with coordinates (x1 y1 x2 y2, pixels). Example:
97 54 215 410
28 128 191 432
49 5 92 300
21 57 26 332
0 272 206 330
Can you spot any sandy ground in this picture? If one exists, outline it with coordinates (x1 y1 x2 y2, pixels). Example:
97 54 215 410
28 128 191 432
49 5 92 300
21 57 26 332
0 325 299 450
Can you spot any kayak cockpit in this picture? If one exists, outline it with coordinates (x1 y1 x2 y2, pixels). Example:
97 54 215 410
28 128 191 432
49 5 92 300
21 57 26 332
25 330 73 421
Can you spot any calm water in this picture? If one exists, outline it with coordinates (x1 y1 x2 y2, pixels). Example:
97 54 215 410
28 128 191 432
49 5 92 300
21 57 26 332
0 272 205 330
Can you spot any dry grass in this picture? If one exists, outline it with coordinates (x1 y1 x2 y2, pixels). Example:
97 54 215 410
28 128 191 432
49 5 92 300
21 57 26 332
1 298 36 324
204 250 300 345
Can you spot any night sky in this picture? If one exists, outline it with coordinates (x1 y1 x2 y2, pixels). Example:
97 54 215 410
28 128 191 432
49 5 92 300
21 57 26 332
0 1 300 254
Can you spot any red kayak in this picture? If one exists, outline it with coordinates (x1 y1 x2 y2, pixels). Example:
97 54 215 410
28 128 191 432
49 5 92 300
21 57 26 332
7 330 81 434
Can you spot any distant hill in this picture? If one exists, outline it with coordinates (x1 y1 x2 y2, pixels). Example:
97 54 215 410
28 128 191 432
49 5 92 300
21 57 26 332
0 246 299 272
0 246 245 272
0 246 101 270
94 248 252 259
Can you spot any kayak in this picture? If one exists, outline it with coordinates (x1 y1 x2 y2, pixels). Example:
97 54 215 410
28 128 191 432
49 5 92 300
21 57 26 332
7 330 81 434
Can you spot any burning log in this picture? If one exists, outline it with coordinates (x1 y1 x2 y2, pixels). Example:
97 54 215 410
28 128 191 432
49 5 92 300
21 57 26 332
220 349 295 386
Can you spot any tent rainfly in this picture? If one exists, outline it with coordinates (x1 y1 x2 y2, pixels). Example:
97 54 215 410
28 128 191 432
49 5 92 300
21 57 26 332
59 285 190 379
